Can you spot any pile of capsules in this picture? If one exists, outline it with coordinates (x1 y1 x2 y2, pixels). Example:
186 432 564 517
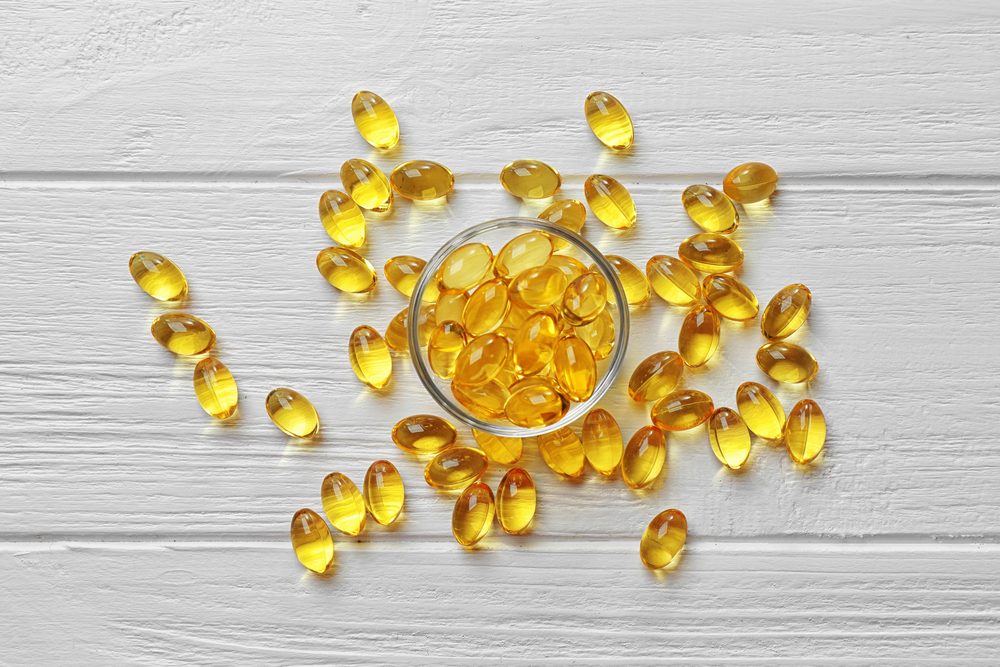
129 90 825 577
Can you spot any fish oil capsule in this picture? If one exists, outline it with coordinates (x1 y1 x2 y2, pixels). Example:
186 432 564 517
440 242 494 291
537 427 586 478
553 334 597 402
351 90 399 149
505 378 569 427
321 472 366 536
150 313 216 355
703 274 759 321
424 446 489 491
453 333 511 387
435 289 469 325
495 231 554 280
499 159 561 199
622 426 667 489
678 233 744 274
348 325 392 389
340 158 393 212
384 255 427 298
547 254 588 283
640 508 687 569
605 255 650 305
736 382 786 441
562 271 609 326
129 251 188 301
584 91 634 150
539 199 586 250
646 255 701 306
785 399 826 464
416 303 437 346
496 468 536 534
628 351 684 402
384 307 410 352
452 380 510 420
316 246 377 293
584 174 636 229
389 160 454 201
761 284 812 340
463 279 510 336
265 387 320 438
472 428 523 465
192 357 238 419
509 265 568 310
574 308 615 360
452 482 495 547
392 414 456 454
650 389 714 432
512 312 559 375
318 190 366 247
581 408 623 476
363 460 404 526
708 408 752 470
682 185 739 234
756 342 818 384
723 162 778 204
428 321 467 379
678 305 721 367
290 508 334 573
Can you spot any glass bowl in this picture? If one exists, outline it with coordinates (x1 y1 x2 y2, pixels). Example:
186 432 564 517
407 216 630 437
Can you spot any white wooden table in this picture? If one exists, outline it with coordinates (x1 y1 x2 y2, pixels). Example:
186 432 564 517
3 1 999 663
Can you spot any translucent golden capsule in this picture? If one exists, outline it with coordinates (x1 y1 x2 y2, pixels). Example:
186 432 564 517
192 357 238 419
427 320 468 379
384 307 410 353
463 279 510 336
505 378 569 427
416 303 437 347
290 508 334 574
678 233 744 274
496 468 536 534
646 255 702 306
348 325 392 389
785 399 826 464
425 447 489 491
605 255 650 305
562 271 609 326
640 508 687 569
389 159 454 201
581 408 623 476
546 254 588 284
681 185 739 234
761 284 812 340
452 482 495 547
129 251 188 301
584 174 636 229
318 190 366 247
340 158 393 212
472 428 523 465
150 313 216 355
265 387 320 439
756 342 818 384
703 274 759 321
723 162 778 204
321 472 366 536
435 289 469 325
539 199 586 250
628 351 684 402
650 389 714 432
453 333 511 387
351 90 399 149
511 311 559 376
537 427 586 478
440 242 495 291
708 408 752 470
509 264 568 310
499 159 561 200
584 91 634 150
495 231 553 280
316 246 377 293
383 255 427 298
363 460 404 526
622 426 667 489
736 381 786 441
391 414 456 454
574 308 615 360
678 305 721 367
553 334 597 402
452 380 510 420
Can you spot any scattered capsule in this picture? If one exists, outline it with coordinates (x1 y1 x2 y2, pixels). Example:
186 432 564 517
452 482 495 547
708 408 752 470
537 427 586 478
505 378 569 427
546 254 588 283
584 174 636 229
581 408 623 476
678 305 721 367
539 199 586 249
509 264 568 310
363 460 404 526
452 380 510 420
463 279 511 336
496 468 536 534
650 389 714 432
628 351 684 402
428 321 468 379
383 256 427 298
646 255 701 306
553 334 597 402
640 508 687 569
703 274 759 321
351 90 399 149
192 357 238 419
562 271 609 326
681 185 739 234
128 251 188 301
678 233 744 274
340 158 393 212
622 426 667 489
321 472 366 536
511 312 559 376
389 159 454 201
150 313 216 355
472 428 523 465
785 399 826 464
318 190 366 247
499 159 561 199
384 307 410 352
425 446 489 491
584 91 634 150
392 414 456 454
761 284 812 340
756 342 818 384
440 242 494 291
265 387 320 439
316 246 377 293
736 382 786 441
435 289 469 325
605 255 650 305
723 162 778 204
453 333 511 387
290 508 334 574
495 231 553 280
574 307 615 360
348 325 392 389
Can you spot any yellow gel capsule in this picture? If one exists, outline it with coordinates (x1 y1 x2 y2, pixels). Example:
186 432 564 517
622 426 667 489
628 351 684 402
363 459 404 526
562 271 609 326
452 380 510 420
509 264 568 310
547 254 588 283
736 381 786 441
499 159 561 199
785 399 826 464
537 427 586 478
581 408 623 476
574 308 615 360
472 428 523 465
605 255 650 305
553 334 597 402
505 378 569 427
584 174 636 229
650 389 714 432
453 333 511 387
265 387 319 439
496 467 536 534
192 357 238 419
681 185 739 234
703 274 759 322
646 255 701 306
708 407 752 470
348 325 392 389
129 251 188 301
723 162 778 204
513 312 559 376
340 158 393 212
383 255 427 298
678 305 721 367
428 320 468 379
316 246 377 293
425 446 489 491
384 307 410 352
761 283 812 340
584 91 634 150
389 159 454 201
290 508 334 574
321 472 366 536
756 342 818 384
539 199 586 250
150 313 216 355
351 90 399 149
495 231 554 281
678 233 744 274
318 190 366 248
417 303 437 346
640 508 687 569
392 414 456 454
463 279 511 336
452 482 495 547
435 289 469 325
440 242 495 291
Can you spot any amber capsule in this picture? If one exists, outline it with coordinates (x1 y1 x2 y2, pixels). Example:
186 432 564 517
650 389 714 432
463 279 510 336
321 472 366 536
574 307 615 361
383 255 427 298
723 162 778 204
509 265 567 311
678 305 721 367
318 190 366 247
440 242 494 291
193 357 238 419
495 232 553 280
499 159 561 199
640 509 687 569
628 351 684 402
735 382 786 441
452 482 495 547
348 325 392 389
646 255 701 306
496 468 536 534
708 408 752 470
363 460 404 526
539 199 586 250
761 284 812 340
547 254 588 283
416 303 437 347
511 312 559 376
678 233 744 274
605 255 650 305
425 447 489 491
505 378 569 427
785 399 826 464
537 427 585 478
682 185 739 234
435 289 469 325
351 90 399 149
290 508 334 573
428 321 468 379
392 414 456 454
453 333 510 387
584 91 634 150
756 342 818 384
129 251 188 301
150 313 216 355
581 408 623 476
553 334 597 402
316 246 377 293
584 174 636 229
622 426 667 489
340 158 393 212
472 428 523 464
265 387 319 438
562 271 608 326
389 160 454 201
452 380 510 420
703 274 759 321
384 307 409 352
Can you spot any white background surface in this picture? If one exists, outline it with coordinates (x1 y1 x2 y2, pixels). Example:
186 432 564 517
2 1 999 663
